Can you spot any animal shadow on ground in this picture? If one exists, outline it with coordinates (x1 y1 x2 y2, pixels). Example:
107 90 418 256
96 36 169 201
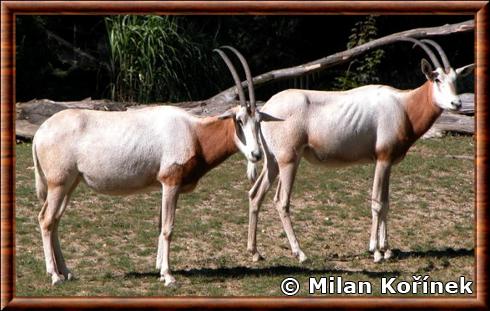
124 247 473 280
126 265 400 280
390 247 474 260
322 247 474 262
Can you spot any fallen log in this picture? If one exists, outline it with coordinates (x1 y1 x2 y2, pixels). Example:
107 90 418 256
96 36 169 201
422 111 474 139
457 93 474 115
15 98 239 140
16 94 474 141
17 98 129 124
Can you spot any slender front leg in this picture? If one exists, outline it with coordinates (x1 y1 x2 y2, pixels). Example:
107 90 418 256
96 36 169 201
379 203 392 260
275 160 307 263
369 160 391 263
156 184 179 286
379 165 392 260
156 205 163 270
248 160 278 261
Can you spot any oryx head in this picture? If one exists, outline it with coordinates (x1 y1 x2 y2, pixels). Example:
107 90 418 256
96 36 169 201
400 37 474 111
214 47 264 165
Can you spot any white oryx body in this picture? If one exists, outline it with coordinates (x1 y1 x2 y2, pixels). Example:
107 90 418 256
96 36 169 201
34 106 242 197
33 47 267 287
262 86 412 167
247 38 474 263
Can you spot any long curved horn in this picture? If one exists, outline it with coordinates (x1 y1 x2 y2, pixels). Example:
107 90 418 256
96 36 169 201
397 37 442 69
213 48 246 107
421 39 451 72
222 46 256 112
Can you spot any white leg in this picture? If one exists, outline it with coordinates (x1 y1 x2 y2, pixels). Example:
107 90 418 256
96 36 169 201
52 222 74 280
51 180 79 281
369 207 382 263
157 184 179 287
52 176 80 280
156 205 163 269
38 186 66 285
275 160 307 263
369 161 391 263
248 160 278 262
379 192 392 260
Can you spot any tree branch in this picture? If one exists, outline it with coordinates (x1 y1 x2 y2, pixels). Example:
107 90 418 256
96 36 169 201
208 19 474 104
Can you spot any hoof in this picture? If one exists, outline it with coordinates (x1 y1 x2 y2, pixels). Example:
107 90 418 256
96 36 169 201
369 241 376 253
66 272 75 281
373 250 383 263
252 252 264 262
383 249 393 260
51 274 63 286
160 275 177 287
295 250 308 263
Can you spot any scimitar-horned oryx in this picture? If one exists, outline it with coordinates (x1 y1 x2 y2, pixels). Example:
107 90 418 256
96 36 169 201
33 47 274 286
246 38 474 263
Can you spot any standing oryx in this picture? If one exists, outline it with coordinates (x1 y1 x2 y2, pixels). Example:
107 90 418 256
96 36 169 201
33 47 271 286
247 38 474 263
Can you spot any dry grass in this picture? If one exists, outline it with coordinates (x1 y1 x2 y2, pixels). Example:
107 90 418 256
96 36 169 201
15 135 474 296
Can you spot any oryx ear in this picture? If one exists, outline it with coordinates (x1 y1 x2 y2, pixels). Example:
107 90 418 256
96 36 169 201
421 58 436 81
256 110 284 122
217 110 235 120
456 63 474 78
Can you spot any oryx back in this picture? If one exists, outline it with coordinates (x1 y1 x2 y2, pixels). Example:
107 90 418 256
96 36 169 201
260 86 407 166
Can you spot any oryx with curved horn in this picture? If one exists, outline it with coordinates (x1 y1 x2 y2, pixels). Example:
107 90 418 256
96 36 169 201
246 38 474 263
33 47 272 286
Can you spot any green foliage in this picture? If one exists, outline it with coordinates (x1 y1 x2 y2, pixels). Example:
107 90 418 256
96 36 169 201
105 16 215 103
16 16 473 102
334 16 385 90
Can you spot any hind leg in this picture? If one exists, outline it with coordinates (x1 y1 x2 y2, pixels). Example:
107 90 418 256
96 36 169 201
38 185 67 285
52 221 73 281
275 158 307 263
51 176 80 281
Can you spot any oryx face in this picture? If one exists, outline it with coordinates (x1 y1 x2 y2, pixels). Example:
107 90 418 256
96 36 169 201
403 38 474 112
422 61 474 112
218 106 262 163
235 106 262 163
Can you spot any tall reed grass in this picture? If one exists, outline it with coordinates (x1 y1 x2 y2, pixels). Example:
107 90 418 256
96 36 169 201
105 15 217 103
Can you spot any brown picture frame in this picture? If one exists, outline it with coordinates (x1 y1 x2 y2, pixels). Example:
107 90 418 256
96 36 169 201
1 1 488 309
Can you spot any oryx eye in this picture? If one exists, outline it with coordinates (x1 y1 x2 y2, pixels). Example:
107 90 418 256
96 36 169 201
434 78 441 84
236 119 243 126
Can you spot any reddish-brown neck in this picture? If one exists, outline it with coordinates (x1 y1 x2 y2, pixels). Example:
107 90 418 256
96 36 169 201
404 80 443 140
195 117 238 169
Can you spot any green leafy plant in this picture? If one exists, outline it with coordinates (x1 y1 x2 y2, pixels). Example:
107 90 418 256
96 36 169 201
105 15 210 103
334 16 384 90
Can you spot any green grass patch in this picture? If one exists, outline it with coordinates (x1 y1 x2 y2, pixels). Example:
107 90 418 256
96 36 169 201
15 136 474 296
